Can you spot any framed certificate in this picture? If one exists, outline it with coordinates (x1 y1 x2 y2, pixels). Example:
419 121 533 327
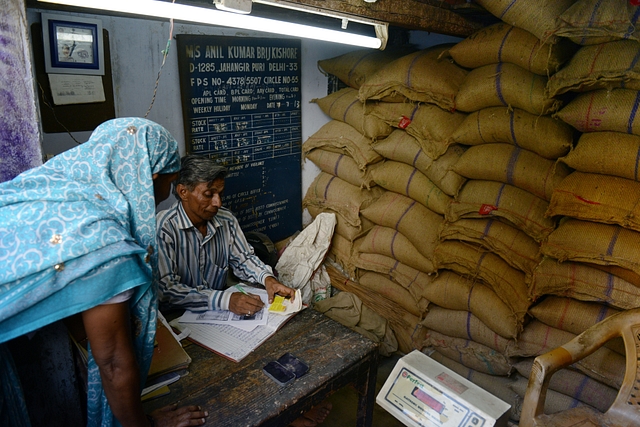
41 13 104 75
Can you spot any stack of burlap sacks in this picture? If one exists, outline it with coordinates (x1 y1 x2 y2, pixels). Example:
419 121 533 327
303 0 640 423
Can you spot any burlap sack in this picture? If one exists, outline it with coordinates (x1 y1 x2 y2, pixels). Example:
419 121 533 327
433 240 530 318
353 252 434 303
358 271 428 317
358 224 436 274
303 172 385 228
311 88 392 139
449 22 574 75
358 45 468 110
369 160 451 215
447 180 556 242
455 63 561 115
555 88 640 135
529 258 640 310
317 48 415 89
419 305 516 354
547 171 640 231
509 376 597 416
306 205 373 242
421 331 515 376
326 264 422 354
449 107 574 160
529 296 624 355
439 218 542 274
555 0 640 45
305 148 375 189
475 0 577 43
313 291 399 357
513 358 617 413
559 131 640 180
365 102 467 160
424 270 522 339
429 352 520 419
360 191 442 260
547 40 640 97
302 120 383 170
540 218 640 276
508 320 625 389
372 130 467 196
328 232 359 277
452 144 571 201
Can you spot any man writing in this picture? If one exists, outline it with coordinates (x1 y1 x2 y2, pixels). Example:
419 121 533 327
156 154 295 316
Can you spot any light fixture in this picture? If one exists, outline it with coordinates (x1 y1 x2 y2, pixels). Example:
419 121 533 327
36 0 388 49
213 0 252 14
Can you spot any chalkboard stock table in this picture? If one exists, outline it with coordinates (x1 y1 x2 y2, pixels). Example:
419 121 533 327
143 309 380 427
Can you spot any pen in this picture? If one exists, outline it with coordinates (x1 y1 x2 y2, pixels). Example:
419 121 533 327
235 284 250 296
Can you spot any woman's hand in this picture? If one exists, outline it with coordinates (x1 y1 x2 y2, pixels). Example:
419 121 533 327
150 404 208 427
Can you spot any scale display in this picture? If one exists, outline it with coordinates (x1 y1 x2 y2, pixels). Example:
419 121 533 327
176 35 302 242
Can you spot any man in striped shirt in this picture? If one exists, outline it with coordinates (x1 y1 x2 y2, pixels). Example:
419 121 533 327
156 154 295 316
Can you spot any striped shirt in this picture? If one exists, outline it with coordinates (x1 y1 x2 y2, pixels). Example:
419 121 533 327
156 202 274 312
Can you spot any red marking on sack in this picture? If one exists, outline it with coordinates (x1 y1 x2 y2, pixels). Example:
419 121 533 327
398 116 412 129
479 204 497 215
575 194 600 205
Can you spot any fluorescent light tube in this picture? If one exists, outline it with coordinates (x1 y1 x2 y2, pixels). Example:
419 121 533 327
37 0 386 49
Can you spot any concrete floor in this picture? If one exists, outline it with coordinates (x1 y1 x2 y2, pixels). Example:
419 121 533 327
319 352 405 427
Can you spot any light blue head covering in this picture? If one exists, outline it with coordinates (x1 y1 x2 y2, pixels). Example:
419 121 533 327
0 117 180 426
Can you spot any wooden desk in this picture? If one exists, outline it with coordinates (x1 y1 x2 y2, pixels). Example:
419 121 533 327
143 309 379 427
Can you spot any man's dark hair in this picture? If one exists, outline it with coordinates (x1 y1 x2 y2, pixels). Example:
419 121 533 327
173 154 227 198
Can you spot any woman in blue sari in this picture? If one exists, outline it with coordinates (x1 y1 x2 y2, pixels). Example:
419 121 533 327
0 118 207 426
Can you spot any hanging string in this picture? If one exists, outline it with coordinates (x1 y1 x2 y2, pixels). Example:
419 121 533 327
144 10 175 118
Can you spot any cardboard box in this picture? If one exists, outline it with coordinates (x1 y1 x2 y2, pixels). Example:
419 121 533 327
377 350 510 427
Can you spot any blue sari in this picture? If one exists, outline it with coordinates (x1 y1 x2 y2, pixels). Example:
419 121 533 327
0 117 180 426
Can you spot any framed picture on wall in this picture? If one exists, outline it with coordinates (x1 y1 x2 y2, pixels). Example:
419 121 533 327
41 13 105 75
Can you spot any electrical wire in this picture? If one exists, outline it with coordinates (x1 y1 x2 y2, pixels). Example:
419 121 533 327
144 6 175 118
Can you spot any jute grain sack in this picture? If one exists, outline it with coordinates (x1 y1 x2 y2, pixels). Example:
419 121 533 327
449 22 574 75
369 160 451 215
559 132 640 180
555 88 640 135
373 131 467 196
358 45 468 110
328 232 359 277
475 0 577 43
429 352 520 415
306 205 374 242
439 218 542 274
360 191 442 260
423 332 515 376
556 0 640 45
447 180 556 242
513 358 617 413
508 320 625 389
455 63 561 115
305 149 375 189
359 271 428 317
547 172 640 231
419 305 516 354
312 87 393 139
354 252 434 303
317 48 415 89
547 40 640 97
302 120 383 170
540 218 640 275
529 296 624 355
366 102 467 159
424 270 521 339
452 144 571 201
529 258 640 310
313 291 398 357
433 240 530 318
358 224 436 274
509 377 596 415
449 107 574 160
302 172 385 228
326 263 422 353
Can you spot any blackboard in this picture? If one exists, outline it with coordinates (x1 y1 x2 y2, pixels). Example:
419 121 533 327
176 35 302 242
